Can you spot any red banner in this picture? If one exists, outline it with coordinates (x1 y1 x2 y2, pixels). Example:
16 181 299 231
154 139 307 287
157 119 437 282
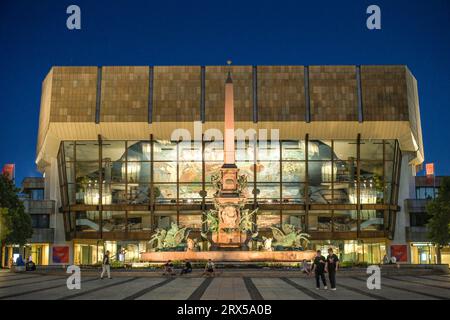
426 163 434 176
52 246 69 264
391 245 408 262
1 164 15 180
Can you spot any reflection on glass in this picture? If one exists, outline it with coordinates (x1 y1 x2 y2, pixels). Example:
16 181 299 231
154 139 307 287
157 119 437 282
257 162 280 182
103 184 126 204
308 211 332 232
360 210 384 231
179 162 202 182
321 162 336 183
102 141 125 162
236 141 255 161
307 140 331 160
256 211 280 229
127 141 151 161
76 211 100 232
179 213 202 229
64 142 75 161
204 141 224 161
360 140 383 160
84 182 112 205
257 143 280 161
334 140 357 160
282 184 304 203
154 140 177 161
154 184 177 203
282 212 306 231
155 214 177 229
179 142 202 161
257 183 280 201
127 184 149 204
179 184 202 203
282 141 306 160
76 142 99 161
102 211 126 232
128 211 152 232
334 210 357 232
282 162 305 182
153 162 176 182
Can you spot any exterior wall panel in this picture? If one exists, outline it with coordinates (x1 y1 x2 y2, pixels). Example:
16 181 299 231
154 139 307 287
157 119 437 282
361 66 409 121
153 66 201 122
257 66 305 121
100 66 149 122
309 66 358 121
49 67 98 122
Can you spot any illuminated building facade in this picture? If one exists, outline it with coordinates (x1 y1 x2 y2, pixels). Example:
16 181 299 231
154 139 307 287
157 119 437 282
35 65 424 265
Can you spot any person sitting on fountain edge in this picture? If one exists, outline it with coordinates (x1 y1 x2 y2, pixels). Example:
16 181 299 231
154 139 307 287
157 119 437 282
203 259 215 277
180 260 192 275
163 260 176 276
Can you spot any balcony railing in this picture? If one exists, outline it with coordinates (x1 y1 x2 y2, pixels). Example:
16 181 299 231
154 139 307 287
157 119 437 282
406 226 429 242
29 228 54 243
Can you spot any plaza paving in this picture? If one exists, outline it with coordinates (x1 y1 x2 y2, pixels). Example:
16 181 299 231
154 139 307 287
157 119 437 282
0 270 449 300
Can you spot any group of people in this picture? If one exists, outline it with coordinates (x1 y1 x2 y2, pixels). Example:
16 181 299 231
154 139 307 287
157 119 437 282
99 249 341 290
10 255 36 272
163 259 216 277
301 248 340 290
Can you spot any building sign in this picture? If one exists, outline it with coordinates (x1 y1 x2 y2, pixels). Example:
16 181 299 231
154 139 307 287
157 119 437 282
52 246 69 264
390 245 408 262
1 164 15 180
426 163 434 176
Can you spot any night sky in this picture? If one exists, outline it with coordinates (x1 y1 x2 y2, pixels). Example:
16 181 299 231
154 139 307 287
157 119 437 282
1 0 449 184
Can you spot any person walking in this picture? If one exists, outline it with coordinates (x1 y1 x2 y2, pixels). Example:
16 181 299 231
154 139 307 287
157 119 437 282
326 248 339 291
311 250 327 290
100 250 112 279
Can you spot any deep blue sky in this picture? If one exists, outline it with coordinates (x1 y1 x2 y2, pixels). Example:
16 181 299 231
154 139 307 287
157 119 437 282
1 0 450 184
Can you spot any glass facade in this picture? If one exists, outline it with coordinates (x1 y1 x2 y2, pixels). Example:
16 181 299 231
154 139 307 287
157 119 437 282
58 138 401 245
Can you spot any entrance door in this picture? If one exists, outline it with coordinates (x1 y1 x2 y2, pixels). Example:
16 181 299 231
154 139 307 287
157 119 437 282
81 245 92 265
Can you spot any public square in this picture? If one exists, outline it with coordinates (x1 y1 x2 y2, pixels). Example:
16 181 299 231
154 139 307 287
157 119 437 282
1 270 449 300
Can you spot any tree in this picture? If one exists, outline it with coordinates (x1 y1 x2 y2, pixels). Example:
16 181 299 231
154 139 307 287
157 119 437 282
0 174 33 265
426 176 450 264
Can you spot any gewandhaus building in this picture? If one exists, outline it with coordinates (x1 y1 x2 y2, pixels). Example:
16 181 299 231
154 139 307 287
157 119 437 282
35 65 424 265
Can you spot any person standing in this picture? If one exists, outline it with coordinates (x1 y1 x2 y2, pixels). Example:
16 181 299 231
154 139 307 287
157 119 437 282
100 250 112 279
326 248 339 291
311 250 327 290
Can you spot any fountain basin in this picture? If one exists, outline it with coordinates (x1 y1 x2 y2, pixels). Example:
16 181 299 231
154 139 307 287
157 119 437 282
140 250 316 262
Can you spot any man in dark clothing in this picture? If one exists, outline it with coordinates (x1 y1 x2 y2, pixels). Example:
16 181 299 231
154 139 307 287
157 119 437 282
180 260 192 275
100 250 111 279
311 250 327 290
326 248 339 290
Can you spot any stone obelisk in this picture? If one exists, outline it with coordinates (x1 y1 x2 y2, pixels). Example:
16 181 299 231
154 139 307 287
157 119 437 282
214 64 246 249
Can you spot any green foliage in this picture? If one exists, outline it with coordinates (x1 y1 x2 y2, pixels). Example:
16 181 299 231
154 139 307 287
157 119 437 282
0 174 33 246
426 177 450 248
0 208 11 242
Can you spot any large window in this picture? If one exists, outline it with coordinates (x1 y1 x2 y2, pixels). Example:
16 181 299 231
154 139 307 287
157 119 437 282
58 138 400 237
31 214 50 229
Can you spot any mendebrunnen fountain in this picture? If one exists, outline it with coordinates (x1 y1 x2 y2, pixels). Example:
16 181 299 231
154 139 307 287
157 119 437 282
141 67 315 263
